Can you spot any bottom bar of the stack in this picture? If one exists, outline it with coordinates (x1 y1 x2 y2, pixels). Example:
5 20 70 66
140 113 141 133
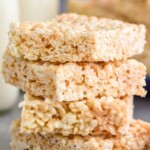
11 120 150 150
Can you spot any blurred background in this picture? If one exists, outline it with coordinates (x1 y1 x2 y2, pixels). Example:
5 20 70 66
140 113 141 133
0 0 150 149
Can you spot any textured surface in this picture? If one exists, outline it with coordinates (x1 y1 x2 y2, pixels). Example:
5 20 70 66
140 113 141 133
1 94 150 150
3 53 146 102
7 13 146 62
11 119 150 150
1 1 150 149
20 94 133 136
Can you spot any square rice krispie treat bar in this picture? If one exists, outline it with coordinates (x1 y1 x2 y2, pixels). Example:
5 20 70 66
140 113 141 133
19 94 133 136
3 53 146 102
7 13 146 62
11 120 150 150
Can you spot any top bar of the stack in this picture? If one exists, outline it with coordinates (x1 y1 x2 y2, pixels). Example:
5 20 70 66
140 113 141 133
7 13 146 62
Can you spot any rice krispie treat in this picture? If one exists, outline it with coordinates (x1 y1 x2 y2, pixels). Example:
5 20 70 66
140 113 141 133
68 1 150 75
11 120 150 150
3 53 146 102
19 94 133 136
68 0 150 26
7 13 146 62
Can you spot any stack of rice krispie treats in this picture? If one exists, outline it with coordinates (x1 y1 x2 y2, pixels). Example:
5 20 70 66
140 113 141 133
3 13 150 150
68 0 150 75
